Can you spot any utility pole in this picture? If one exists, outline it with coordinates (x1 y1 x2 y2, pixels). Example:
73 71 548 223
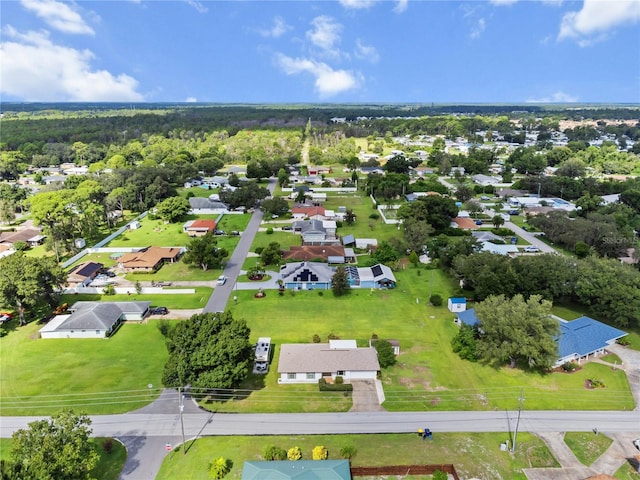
511 388 524 453
178 387 186 455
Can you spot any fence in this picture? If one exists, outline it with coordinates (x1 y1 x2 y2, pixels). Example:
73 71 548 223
63 286 195 295
351 464 459 479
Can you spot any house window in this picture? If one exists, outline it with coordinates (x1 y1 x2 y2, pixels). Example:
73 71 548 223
287 373 296 380
96 330 100 334
306 373 315 380
337 370 345 376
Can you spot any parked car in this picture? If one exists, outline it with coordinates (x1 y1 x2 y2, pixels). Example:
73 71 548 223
214 230 225 235
633 438 640 451
508 210 520 215
150 307 168 315
524 246 540 253
217 275 227 285
230 231 240 236
282 226 293 231
474 220 483 225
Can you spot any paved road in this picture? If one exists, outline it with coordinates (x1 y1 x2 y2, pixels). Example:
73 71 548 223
203 179 276 313
504 221 557 254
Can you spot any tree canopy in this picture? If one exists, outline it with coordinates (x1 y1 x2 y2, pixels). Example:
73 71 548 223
7 410 99 480
162 311 253 389
475 294 559 370
331 266 351 297
182 232 228 271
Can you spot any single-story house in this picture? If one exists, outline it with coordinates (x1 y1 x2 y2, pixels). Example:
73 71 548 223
556 316 627 366
188 197 229 214
280 261 335 290
0 228 46 248
118 246 183 272
472 174 501 186
348 264 396 289
307 166 332 176
472 231 504 243
67 261 103 286
291 206 325 221
480 241 519 256
293 219 339 245
283 245 353 263
455 310 628 367
183 179 202 188
355 238 378 250
451 218 479 230
242 460 351 480
39 301 150 339
448 297 467 313
183 219 216 236
277 340 380 384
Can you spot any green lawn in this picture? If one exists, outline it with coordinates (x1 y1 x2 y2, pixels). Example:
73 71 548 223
156 432 557 480
0 437 126 480
222 266 633 412
108 215 216 247
124 261 222 282
614 460 640 479
563 432 613 466
60 287 213 309
0 320 168 416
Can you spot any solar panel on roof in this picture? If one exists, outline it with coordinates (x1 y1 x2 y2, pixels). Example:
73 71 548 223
371 265 383 277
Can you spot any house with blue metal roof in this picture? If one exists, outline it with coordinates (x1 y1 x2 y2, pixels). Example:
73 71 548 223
448 297 467 313
454 310 627 367
556 316 627 366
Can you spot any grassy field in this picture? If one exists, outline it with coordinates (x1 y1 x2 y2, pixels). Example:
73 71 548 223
614 460 640 479
156 432 557 480
0 320 168 416
124 261 222 282
108 215 219 247
59 287 212 309
220 266 634 412
563 432 613 466
0 437 126 480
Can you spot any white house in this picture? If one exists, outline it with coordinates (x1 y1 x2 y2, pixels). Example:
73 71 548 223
39 301 150 339
447 297 467 313
277 340 380 384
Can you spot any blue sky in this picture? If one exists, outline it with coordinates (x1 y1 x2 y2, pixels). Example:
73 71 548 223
1 0 639 103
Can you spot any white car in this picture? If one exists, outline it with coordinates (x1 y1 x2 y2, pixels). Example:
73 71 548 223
524 246 540 253
633 438 640 451
216 275 227 285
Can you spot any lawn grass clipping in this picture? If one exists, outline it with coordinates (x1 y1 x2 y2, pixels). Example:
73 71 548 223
563 432 613 466
156 432 557 480
0 321 168 415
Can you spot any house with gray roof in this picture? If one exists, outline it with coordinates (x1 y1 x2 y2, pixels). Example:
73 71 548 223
280 262 334 290
188 197 229 214
292 219 339 245
277 340 380 384
242 460 351 480
348 264 396 289
39 301 150 339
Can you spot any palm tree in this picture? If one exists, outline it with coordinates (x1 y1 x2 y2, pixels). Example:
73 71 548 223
492 215 505 229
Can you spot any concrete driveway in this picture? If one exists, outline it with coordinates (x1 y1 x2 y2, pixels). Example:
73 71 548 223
349 380 385 412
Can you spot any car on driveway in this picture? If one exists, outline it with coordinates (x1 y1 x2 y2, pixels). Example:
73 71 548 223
217 275 227 285
524 246 540 253
150 307 168 315
282 226 293 231
474 220 483 225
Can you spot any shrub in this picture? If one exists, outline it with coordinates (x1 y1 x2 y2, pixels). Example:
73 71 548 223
254 247 264 255
287 447 302 461
335 220 343 228
369 213 380 220
318 378 353 392
312 334 321 343
263 445 287 461
373 339 396 368
491 227 514 237
617 337 631 346
209 457 232 479
157 320 171 337
102 438 114 453
429 294 443 306
339 445 357 460
371 333 378 340
575 241 590 258
588 379 605 388
327 332 340 340
312 446 328 460
562 362 577 372
334 375 344 385
266 227 274 235
433 470 447 480
317 290 323 296
103 285 115 296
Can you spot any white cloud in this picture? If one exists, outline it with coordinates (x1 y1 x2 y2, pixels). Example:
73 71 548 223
339 0 376 9
489 0 519 5
275 53 360 97
185 97 197 102
393 0 409 14
20 0 94 35
306 15 343 56
184 0 208 14
259 16 291 38
526 91 578 103
559 0 640 43
470 18 486 38
0 27 144 102
354 39 380 63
